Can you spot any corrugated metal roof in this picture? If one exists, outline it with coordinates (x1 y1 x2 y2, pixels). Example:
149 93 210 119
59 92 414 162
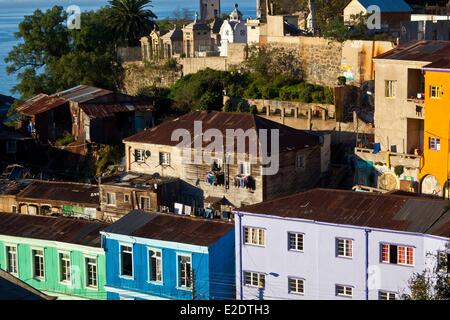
354 0 411 12
0 213 107 247
0 269 56 300
374 41 450 64
423 58 450 70
80 103 154 119
16 180 99 206
100 172 178 190
238 188 450 238
0 179 31 196
53 85 112 103
103 211 234 246
16 94 67 116
124 111 320 153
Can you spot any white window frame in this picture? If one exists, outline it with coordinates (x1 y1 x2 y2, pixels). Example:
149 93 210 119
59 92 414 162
85 256 98 289
159 152 171 166
134 149 146 163
244 271 265 288
378 290 397 300
177 253 192 290
211 157 223 171
5 244 18 276
31 248 45 280
119 244 134 279
381 243 415 266
243 226 265 247
288 277 305 295
429 136 441 151
124 194 130 203
140 196 151 211
238 161 251 176
385 80 396 98
397 245 415 266
106 192 117 206
288 232 304 252
336 238 353 258
336 284 353 298
58 251 71 285
430 85 441 99
295 154 306 170
148 248 163 285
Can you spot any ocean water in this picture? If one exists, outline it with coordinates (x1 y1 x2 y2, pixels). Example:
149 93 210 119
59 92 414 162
0 0 256 97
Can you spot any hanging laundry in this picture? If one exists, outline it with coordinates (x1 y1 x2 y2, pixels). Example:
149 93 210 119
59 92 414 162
174 203 183 215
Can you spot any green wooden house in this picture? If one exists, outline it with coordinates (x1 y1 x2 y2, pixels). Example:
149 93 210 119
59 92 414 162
0 213 108 300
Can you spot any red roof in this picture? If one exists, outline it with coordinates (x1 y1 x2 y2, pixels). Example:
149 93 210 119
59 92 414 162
374 41 450 66
238 188 450 238
124 111 320 153
0 213 107 247
16 94 67 116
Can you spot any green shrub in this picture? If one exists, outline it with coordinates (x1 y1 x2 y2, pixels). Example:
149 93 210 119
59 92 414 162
55 133 74 146
312 90 325 103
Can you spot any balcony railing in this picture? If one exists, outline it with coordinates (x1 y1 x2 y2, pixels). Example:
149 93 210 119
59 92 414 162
355 147 422 169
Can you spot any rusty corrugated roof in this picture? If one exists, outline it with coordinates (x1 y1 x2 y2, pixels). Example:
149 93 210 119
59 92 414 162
0 213 107 247
16 180 99 206
100 172 178 190
103 210 234 247
374 41 450 65
80 103 154 119
0 179 31 196
238 188 450 238
53 85 112 103
124 111 320 153
423 58 450 70
16 94 67 116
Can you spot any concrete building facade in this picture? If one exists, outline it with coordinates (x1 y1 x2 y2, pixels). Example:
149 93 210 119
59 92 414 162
234 189 450 300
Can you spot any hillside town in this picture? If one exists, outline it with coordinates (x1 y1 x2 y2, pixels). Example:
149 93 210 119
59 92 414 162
0 0 449 302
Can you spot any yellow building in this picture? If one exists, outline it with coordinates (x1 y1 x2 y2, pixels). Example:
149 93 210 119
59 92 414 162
420 59 450 196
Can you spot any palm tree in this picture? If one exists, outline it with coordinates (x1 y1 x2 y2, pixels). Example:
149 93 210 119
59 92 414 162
108 0 157 47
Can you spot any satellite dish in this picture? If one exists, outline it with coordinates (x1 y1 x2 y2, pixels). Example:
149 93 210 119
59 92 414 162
145 150 151 157
152 173 161 179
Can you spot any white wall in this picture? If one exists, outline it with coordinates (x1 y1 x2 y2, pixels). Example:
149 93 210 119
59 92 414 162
235 213 449 300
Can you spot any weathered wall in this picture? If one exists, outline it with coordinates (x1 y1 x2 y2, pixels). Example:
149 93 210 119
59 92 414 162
122 62 182 96
263 36 394 88
341 40 395 85
0 195 15 213
297 37 343 87
182 56 228 75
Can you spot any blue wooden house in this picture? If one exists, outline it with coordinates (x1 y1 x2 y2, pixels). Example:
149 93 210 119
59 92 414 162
101 211 235 300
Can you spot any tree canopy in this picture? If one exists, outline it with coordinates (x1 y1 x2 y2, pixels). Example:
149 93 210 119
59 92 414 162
107 0 157 47
5 6 123 98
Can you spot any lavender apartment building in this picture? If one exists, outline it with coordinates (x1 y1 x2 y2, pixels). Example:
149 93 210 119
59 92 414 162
234 189 450 300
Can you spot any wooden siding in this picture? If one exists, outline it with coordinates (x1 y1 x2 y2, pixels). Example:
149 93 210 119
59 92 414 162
0 238 106 300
